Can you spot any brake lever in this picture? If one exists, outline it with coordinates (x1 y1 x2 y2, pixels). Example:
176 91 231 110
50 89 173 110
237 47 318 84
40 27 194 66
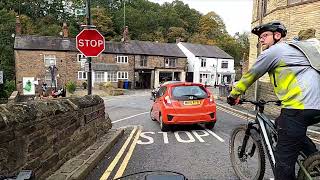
275 100 282 106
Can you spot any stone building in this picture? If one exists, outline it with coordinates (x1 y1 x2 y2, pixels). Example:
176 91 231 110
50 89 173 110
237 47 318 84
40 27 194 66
244 0 320 116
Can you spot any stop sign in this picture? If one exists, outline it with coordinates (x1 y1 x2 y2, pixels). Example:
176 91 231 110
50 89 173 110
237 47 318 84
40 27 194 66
76 29 105 57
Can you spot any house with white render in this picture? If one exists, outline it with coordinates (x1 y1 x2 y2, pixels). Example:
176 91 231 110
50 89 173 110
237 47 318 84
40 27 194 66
177 42 236 86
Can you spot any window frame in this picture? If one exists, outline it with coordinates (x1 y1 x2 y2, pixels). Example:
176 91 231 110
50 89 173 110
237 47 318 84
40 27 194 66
221 61 229 69
78 71 87 80
44 55 56 67
165 58 177 67
201 58 206 67
44 72 57 87
140 55 148 67
117 71 128 80
200 73 209 83
94 71 105 83
117 55 128 63
107 71 117 82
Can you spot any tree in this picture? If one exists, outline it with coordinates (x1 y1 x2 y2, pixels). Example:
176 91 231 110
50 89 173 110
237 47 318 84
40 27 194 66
167 27 188 43
91 7 115 40
0 9 16 98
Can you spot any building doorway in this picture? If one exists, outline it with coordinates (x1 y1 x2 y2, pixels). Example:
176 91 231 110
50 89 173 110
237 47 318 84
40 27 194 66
136 70 151 89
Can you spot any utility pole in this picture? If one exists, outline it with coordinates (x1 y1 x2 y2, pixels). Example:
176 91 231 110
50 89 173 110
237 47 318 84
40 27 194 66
86 0 92 95
254 0 264 109
124 0 126 29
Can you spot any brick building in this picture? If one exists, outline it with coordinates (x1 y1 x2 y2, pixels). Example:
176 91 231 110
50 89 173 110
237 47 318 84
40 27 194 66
243 0 320 116
14 35 187 95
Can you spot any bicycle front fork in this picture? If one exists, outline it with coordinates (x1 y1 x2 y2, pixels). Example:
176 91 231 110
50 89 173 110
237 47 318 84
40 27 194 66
239 122 257 159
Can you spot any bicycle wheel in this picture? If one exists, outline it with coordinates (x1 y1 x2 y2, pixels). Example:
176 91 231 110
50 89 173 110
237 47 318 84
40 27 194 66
298 151 320 180
229 125 266 180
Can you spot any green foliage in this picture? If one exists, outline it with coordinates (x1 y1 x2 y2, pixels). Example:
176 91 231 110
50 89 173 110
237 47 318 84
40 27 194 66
66 81 77 94
0 80 16 98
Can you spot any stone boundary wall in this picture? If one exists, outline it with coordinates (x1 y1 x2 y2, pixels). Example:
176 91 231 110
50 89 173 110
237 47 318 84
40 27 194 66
0 95 112 179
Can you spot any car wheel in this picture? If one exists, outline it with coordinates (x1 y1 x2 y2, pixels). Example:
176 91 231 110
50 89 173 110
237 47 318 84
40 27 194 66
150 108 156 121
205 122 215 129
160 115 170 132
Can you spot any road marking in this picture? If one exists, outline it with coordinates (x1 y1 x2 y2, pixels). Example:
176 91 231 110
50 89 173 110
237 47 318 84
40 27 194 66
114 127 142 179
100 126 138 180
206 129 225 142
112 112 149 124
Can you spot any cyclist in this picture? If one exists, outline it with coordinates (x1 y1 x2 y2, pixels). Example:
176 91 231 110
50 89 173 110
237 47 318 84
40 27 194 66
227 21 320 180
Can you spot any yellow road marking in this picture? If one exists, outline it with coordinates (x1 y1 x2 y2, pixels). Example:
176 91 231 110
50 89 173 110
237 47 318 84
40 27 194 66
113 127 142 179
100 126 138 180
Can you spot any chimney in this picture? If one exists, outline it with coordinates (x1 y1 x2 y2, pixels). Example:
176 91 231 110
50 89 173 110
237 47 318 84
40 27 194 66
62 22 68 38
176 37 182 43
122 26 129 43
16 16 21 35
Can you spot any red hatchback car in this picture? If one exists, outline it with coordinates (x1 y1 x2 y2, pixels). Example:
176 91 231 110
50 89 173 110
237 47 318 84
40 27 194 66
150 82 217 131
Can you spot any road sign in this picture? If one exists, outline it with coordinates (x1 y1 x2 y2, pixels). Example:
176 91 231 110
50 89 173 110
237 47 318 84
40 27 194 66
75 8 86 16
0 71 3 84
76 29 105 57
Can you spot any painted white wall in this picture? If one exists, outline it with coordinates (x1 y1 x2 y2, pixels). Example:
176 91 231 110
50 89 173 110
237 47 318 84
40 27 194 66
177 42 236 86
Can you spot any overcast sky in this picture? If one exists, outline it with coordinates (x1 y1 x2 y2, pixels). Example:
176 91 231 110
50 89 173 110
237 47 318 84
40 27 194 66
148 0 253 36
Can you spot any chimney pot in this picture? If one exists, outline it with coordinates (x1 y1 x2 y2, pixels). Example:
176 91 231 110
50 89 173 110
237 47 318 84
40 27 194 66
15 16 21 35
62 22 68 38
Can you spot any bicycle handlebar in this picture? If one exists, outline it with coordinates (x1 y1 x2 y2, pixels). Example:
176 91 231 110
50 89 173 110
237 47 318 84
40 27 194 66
239 99 282 107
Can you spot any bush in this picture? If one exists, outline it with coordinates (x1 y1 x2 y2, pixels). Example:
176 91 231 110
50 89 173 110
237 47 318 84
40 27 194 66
66 81 76 94
0 80 16 98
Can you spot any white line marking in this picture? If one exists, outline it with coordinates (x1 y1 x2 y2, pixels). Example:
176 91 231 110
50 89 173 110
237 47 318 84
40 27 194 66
205 129 225 142
112 112 149 124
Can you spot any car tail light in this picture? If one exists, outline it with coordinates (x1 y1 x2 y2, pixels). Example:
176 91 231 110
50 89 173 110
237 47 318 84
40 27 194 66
209 94 215 104
164 96 172 106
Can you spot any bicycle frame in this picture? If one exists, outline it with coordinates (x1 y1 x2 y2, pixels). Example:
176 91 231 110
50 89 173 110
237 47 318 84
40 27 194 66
238 100 314 180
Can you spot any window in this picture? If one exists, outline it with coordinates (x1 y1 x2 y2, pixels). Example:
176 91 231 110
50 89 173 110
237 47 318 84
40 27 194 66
221 61 228 69
262 0 267 16
95 71 105 83
117 71 128 79
107 71 117 82
165 58 176 67
45 72 57 87
200 73 209 83
140 55 148 67
201 58 206 67
44 55 56 67
78 71 87 80
117 56 128 63
77 54 86 62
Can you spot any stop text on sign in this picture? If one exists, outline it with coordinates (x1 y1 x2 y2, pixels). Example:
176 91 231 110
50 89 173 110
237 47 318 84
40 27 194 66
78 39 104 47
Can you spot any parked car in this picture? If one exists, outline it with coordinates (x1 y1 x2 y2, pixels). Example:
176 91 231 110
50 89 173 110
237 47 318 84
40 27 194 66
150 82 217 131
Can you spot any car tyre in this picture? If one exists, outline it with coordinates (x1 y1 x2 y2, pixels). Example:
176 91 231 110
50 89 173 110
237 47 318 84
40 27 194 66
150 108 156 121
205 122 215 129
160 115 170 132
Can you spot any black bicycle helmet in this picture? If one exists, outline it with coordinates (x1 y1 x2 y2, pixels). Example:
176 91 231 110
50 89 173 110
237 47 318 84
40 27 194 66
251 21 287 37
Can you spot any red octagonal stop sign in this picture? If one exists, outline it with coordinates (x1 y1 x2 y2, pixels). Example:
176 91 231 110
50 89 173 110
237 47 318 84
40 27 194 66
76 29 105 57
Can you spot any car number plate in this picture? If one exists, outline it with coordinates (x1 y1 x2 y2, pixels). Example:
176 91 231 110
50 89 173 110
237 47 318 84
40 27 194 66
183 100 201 105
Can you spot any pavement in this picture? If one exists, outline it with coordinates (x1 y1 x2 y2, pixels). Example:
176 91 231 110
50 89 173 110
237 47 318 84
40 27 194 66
47 88 320 180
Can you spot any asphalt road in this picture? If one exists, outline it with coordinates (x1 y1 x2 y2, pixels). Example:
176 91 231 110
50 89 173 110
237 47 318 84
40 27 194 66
86 92 318 180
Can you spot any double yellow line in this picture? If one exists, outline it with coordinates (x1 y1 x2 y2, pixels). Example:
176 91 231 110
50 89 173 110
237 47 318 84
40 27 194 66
100 126 142 180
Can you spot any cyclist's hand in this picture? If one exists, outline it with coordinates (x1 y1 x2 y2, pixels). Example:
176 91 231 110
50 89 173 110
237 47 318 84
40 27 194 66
227 96 239 106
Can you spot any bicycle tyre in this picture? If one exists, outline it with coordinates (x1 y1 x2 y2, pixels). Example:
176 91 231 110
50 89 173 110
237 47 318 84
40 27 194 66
229 125 266 180
297 151 320 180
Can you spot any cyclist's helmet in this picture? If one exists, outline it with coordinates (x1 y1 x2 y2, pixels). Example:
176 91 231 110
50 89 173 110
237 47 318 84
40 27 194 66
251 21 287 38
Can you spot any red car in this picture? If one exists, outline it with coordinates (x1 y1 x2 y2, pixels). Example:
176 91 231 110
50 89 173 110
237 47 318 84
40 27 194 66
150 82 217 131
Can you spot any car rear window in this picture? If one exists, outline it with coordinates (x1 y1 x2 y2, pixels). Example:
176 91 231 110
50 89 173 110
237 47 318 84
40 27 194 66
171 85 208 100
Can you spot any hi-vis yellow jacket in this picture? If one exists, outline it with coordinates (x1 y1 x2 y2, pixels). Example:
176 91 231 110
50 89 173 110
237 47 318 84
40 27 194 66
230 41 320 110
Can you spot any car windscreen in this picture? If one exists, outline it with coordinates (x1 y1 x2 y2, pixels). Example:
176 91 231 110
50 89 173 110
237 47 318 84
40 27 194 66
171 85 208 100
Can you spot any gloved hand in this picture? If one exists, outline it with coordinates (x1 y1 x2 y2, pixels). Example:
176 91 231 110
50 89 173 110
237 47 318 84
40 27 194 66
227 96 239 106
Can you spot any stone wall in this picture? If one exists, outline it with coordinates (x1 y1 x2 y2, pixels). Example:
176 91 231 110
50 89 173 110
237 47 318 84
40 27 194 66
0 95 111 179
